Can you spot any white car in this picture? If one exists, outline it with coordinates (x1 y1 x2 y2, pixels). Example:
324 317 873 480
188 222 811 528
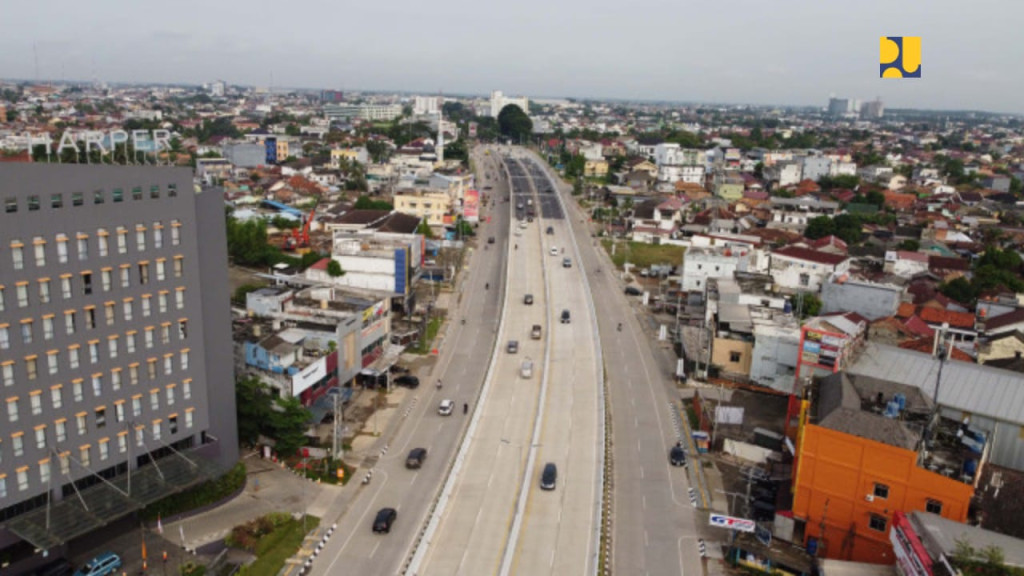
438 399 454 416
549 247 558 256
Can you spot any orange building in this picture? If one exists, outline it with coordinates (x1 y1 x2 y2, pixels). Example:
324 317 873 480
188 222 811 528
792 372 984 564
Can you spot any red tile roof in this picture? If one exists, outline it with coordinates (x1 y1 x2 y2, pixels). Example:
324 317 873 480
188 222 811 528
917 306 976 329
772 246 848 266
310 258 331 271
902 315 935 338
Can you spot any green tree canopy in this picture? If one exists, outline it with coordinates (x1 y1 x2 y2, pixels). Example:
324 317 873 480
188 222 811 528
497 104 533 142
354 195 393 210
327 260 344 277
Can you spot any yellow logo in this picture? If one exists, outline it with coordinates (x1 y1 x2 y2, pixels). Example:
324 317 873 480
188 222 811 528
880 37 921 78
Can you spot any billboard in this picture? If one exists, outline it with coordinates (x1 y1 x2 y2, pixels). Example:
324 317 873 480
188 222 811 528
709 514 756 533
464 189 480 223
292 357 328 396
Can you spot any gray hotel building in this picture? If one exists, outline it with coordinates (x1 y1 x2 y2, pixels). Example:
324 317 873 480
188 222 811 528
0 165 237 563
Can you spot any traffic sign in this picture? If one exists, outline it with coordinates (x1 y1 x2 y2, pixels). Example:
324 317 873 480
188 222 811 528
708 514 756 533
756 525 772 546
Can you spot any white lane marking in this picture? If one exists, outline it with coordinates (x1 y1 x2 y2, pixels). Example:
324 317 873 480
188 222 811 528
637 439 641 453
369 541 381 559
634 416 639 429
640 466 645 479
644 530 649 548
410 472 418 486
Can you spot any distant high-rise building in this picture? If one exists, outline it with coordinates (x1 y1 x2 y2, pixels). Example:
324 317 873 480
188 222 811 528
827 97 851 117
210 80 226 97
861 99 885 120
320 90 344 104
413 96 441 115
489 90 529 118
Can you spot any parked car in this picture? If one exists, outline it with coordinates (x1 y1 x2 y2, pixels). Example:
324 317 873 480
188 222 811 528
394 375 420 389
73 553 122 576
372 507 398 534
549 247 558 256
624 286 642 296
507 340 519 354
523 294 534 305
406 448 427 469
546 226 554 235
540 462 558 490
438 399 454 416
531 324 542 339
669 444 687 466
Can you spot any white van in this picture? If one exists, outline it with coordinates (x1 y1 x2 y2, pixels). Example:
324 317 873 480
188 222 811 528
521 359 534 379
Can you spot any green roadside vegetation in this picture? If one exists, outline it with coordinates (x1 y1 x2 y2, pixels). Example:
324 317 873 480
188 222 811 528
143 462 246 521
599 239 685 270
228 513 321 576
409 317 443 355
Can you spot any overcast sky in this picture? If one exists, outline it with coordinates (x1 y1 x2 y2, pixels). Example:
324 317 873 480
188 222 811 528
1 0 1022 113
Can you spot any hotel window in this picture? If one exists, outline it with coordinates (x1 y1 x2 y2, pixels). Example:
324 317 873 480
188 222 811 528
136 227 146 252
926 499 943 515
65 311 76 335
0 326 8 349
113 188 124 203
110 369 122 391
139 262 149 285
55 420 67 442
132 186 143 201
173 256 183 278
30 392 42 415
0 477 6 499
94 189 104 205
147 359 157 380
120 266 130 289
28 195 40 211
117 228 128 254
108 337 118 359
142 296 151 317
26 357 37 380
39 279 51 303
12 434 24 456
161 324 170 345
168 184 177 198
169 415 178 434
873 483 889 500
88 341 99 364
117 432 127 453
76 413 86 435
175 288 185 310
166 385 175 406
83 273 93 296
42 316 54 340
126 332 137 354
101 269 112 292
95 407 106 429
85 306 95 329
114 402 125 423
4 196 15 212
97 231 108 257
21 320 32 344
178 319 188 340
98 439 109 461
150 185 160 199
62 275 73 299
17 283 29 308
51 193 63 208
180 350 190 371
80 446 90 467
39 460 50 485
171 220 181 245
77 234 88 261
135 427 144 447
0 287 5 311
163 355 173 376
129 364 139 386
72 379 83 401
153 223 163 249
91 375 102 397
59 453 70 476
51 386 62 409
2 363 14 387
17 468 28 492
71 192 84 206
123 299 134 321
159 292 168 314
185 409 194 429
12 243 24 270
57 235 69 263
35 426 46 449
868 514 887 533
105 302 115 325
183 379 192 399
47 351 59 375
34 237 46 267
156 259 166 281
145 328 154 349
152 420 161 441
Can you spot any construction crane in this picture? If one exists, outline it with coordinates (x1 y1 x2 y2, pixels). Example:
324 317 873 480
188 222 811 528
285 205 316 252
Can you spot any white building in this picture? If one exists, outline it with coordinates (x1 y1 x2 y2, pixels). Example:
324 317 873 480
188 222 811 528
653 144 706 184
210 80 226 97
681 246 764 292
767 197 841 232
489 90 529 118
764 161 803 187
769 246 851 293
413 96 441 115
322 231 424 295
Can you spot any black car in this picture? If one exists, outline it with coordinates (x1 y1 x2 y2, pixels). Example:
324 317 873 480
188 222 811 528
624 286 642 296
561 309 571 324
524 294 534 305
488 236 495 244
373 507 398 534
540 462 557 490
406 448 427 469
669 444 687 466
395 375 420 389
546 226 554 235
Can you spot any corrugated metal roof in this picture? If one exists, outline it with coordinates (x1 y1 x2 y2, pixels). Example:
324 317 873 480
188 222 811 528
849 343 1024 424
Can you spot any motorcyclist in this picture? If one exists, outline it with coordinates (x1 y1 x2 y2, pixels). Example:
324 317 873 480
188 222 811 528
485 282 490 290
436 379 442 390
617 322 622 332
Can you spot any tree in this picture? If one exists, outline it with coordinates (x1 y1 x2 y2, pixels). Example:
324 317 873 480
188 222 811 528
235 376 274 446
804 215 836 240
796 293 822 318
454 217 475 237
416 220 435 239
898 239 921 251
365 140 390 164
354 195 393 210
268 396 312 458
940 277 975 305
497 104 533 142
271 215 300 230
753 162 764 179
327 260 344 277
